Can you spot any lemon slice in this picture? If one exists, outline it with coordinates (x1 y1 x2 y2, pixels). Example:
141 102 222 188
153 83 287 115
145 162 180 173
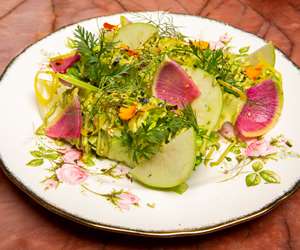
34 70 58 117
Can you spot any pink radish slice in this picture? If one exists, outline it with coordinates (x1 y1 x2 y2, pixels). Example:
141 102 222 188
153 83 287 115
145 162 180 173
236 79 283 138
46 96 82 139
50 54 80 74
153 60 200 108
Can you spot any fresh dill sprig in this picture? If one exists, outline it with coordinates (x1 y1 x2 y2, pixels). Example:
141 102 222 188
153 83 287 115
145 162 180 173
73 25 98 59
132 13 185 39
71 25 136 89
182 105 198 132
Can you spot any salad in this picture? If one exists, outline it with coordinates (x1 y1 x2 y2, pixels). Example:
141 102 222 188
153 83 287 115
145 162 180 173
33 15 286 191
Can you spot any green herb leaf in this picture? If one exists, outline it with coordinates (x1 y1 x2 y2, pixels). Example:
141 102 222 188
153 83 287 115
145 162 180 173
26 159 44 167
260 170 280 184
252 161 264 172
246 173 261 186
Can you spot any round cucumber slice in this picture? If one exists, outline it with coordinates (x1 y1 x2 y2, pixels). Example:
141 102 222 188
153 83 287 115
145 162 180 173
246 43 275 66
185 67 223 131
114 23 158 49
107 137 133 167
130 128 196 188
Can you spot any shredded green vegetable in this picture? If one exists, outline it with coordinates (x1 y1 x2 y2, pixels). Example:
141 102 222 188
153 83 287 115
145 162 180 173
33 15 283 190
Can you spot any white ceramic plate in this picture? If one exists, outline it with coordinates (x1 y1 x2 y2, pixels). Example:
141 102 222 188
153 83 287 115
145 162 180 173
0 12 299 237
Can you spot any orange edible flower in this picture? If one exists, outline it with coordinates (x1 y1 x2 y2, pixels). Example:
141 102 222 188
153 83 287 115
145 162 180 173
118 44 139 57
119 105 137 121
119 44 139 57
192 41 209 50
103 22 118 31
119 44 129 50
126 49 139 57
245 64 263 80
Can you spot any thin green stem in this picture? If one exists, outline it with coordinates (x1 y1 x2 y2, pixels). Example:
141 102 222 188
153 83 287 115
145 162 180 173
218 80 247 101
56 73 99 91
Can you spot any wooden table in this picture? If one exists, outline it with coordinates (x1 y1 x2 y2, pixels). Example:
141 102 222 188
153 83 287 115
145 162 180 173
0 0 299 249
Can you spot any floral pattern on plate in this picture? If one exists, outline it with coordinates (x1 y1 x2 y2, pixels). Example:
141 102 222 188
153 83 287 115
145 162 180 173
26 136 139 210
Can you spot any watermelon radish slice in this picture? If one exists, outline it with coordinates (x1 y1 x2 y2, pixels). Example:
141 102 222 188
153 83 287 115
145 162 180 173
236 79 283 138
153 60 200 108
46 95 82 139
50 54 80 74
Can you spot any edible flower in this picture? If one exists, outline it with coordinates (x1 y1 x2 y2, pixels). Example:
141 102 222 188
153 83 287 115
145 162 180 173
126 49 139 57
118 44 129 50
192 41 209 50
219 33 231 44
245 64 263 80
209 40 225 50
119 44 139 57
119 104 137 121
103 22 118 31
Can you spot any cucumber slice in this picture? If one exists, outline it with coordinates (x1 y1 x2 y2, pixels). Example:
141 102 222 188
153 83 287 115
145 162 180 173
185 67 223 131
130 128 196 188
114 23 158 49
215 93 246 130
107 137 134 167
246 43 275 66
120 16 130 27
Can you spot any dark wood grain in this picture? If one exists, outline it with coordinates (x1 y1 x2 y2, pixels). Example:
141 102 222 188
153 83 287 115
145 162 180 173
0 0 300 249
